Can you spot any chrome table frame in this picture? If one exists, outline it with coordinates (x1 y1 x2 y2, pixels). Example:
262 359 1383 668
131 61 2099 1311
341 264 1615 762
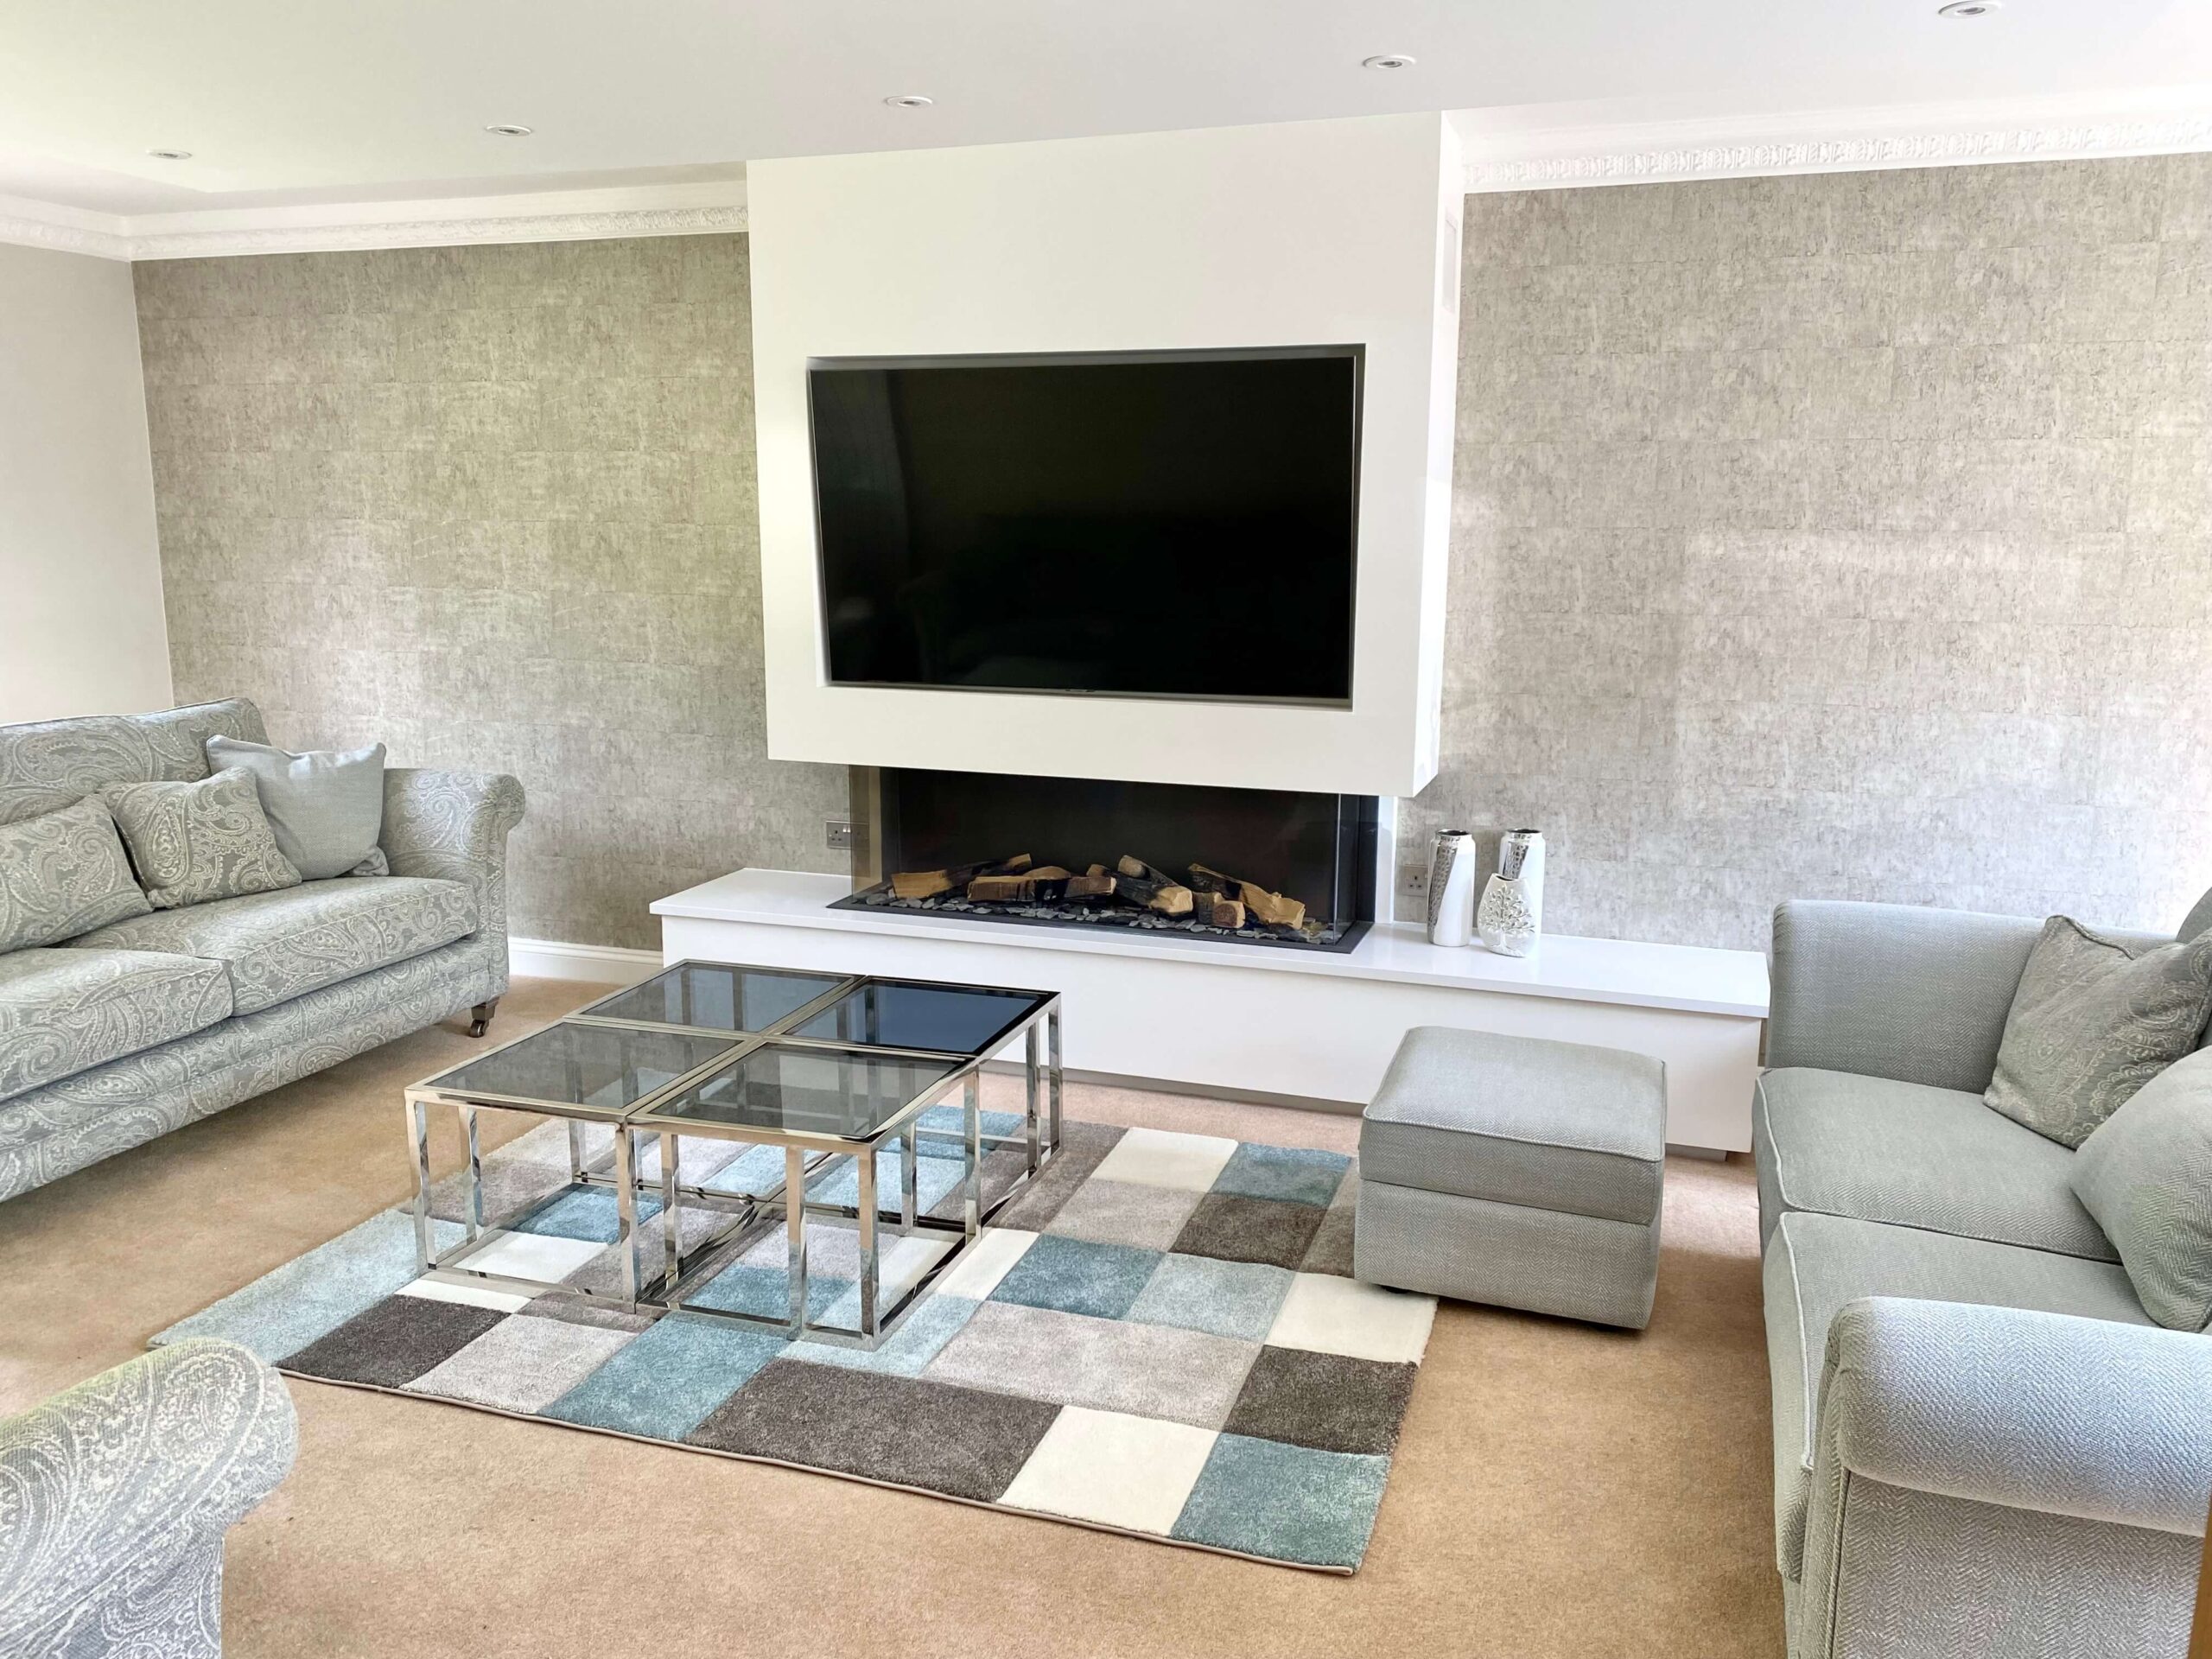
403 962 1063 1347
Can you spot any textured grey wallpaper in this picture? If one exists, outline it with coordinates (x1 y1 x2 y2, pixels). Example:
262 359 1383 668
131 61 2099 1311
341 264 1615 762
1403 155 2212 950
136 236 848 950
140 160 2212 957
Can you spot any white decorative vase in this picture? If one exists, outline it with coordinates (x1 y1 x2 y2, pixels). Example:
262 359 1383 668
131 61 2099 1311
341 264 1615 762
1425 830 1477 948
1478 829 1545 957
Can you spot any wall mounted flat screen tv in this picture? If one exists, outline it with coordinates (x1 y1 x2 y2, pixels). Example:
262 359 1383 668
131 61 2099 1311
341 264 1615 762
809 346 1360 704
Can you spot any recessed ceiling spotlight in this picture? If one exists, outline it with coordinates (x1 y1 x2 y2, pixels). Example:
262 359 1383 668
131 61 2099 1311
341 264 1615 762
1362 54 1417 70
146 148 193 161
1936 1 1999 14
484 123 534 137
884 94 934 109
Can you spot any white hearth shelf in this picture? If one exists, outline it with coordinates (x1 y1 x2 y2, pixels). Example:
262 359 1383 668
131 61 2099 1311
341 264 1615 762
652 870 1769 1154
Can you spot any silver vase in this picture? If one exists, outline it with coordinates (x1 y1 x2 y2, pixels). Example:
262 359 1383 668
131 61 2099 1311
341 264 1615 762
1425 830 1477 947
1478 829 1545 956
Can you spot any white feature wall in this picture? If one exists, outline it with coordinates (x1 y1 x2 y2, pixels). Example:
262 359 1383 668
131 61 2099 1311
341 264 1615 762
0 242 169 724
748 114 1461 799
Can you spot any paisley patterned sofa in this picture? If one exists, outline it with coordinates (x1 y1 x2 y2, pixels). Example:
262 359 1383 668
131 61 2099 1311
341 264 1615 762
0 1339 296 1658
0 700 524 1203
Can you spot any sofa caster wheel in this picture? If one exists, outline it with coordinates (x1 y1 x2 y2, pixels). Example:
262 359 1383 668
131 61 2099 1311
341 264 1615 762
468 998 499 1039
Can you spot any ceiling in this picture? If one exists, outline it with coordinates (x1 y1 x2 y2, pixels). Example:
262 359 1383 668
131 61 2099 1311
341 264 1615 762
1 0 2209 216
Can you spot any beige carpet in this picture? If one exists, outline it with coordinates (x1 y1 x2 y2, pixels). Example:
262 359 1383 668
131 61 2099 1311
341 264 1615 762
0 978 1783 1657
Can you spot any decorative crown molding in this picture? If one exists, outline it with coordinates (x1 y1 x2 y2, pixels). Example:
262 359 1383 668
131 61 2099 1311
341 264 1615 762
1461 92 2212 192
0 180 747 262
0 193 136 260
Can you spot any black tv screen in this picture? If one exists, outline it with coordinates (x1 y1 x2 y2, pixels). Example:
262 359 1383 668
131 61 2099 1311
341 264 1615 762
810 347 1359 703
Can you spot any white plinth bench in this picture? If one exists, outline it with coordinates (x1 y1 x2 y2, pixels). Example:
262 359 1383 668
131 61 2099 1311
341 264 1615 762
650 870 1770 1154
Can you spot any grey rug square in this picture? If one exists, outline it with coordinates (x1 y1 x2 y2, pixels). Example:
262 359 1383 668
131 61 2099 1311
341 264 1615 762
282 1295 505 1389
1173 1193 1327 1270
1044 1177 1205 1250
925 1300 1259 1430
687 1358 1059 1502
1222 1348 1420 1456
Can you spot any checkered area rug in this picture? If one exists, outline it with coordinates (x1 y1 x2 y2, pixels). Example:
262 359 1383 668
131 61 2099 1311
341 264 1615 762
153 1114 1436 1571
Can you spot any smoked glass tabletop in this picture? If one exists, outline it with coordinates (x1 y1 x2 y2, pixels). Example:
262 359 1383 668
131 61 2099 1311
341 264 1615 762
575 963 849 1035
417 1021 742 1118
779 979 1051 1057
631 1042 963 1142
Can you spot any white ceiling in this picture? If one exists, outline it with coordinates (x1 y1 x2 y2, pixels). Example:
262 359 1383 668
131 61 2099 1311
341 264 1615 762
1 0 2209 216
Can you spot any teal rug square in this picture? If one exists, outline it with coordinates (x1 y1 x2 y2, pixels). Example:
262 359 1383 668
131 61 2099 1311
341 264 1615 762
545 1314 785 1440
1211 1144 1352 1208
514 1185 662 1243
804 1147 966 1213
912 1106 1027 1160
1127 1254 1294 1341
785 1294 981 1378
153 1210 463 1363
1172 1433 1391 1568
988 1234 1160 1320
701 1144 787 1196
688 1264 852 1322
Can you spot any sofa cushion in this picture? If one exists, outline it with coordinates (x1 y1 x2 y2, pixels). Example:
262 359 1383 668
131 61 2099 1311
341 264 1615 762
1762 1211 2152 1581
2073 1049 2212 1332
1360 1025 1666 1225
65 875 478 1015
1755 1066 2117 1262
103 770 302 911
0 948 232 1103
1983 916 2212 1148
205 735 386 880
0 797 151 952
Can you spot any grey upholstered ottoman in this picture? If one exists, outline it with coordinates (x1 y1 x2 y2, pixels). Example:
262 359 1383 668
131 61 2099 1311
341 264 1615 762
1354 1026 1667 1329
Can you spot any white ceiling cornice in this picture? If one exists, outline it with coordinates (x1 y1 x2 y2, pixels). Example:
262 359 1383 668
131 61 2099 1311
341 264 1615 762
1460 89 2212 192
0 192 137 259
4 89 2209 258
0 179 747 262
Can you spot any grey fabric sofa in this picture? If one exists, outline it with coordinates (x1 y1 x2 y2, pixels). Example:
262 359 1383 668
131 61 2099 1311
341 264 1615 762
0 1338 296 1657
1756 898 2212 1659
0 699 524 1203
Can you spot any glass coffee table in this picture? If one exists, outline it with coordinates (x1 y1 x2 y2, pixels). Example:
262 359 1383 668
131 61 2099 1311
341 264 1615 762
405 961 1062 1347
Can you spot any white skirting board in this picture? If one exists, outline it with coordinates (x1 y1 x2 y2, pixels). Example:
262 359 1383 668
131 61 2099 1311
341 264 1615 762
649 870 1770 1154
508 938 662 987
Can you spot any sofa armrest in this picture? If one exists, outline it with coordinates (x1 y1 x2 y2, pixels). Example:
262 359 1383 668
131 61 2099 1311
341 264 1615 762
0 1340 297 1649
379 768 525 993
1768 900 2050 1092
1811 1298 2212 1536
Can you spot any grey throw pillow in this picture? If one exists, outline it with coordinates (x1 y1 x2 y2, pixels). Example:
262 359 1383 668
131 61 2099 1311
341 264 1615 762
2073 1048 2212 1331
0 797 152 950
205 735 386 880
103 768 302 910
1984 917 2212 1148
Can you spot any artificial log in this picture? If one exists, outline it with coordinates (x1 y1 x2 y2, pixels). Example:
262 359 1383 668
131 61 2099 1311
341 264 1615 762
1190 861 1304 928
966 864 1074 903
1207 895 1248 929
1108 868 1193 916
892 854 1030 900
1064 874 1118 900
1238 882 1305 928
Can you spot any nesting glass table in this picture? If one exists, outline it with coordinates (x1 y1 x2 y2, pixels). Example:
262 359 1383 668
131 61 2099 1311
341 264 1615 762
405 960 1063 1347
